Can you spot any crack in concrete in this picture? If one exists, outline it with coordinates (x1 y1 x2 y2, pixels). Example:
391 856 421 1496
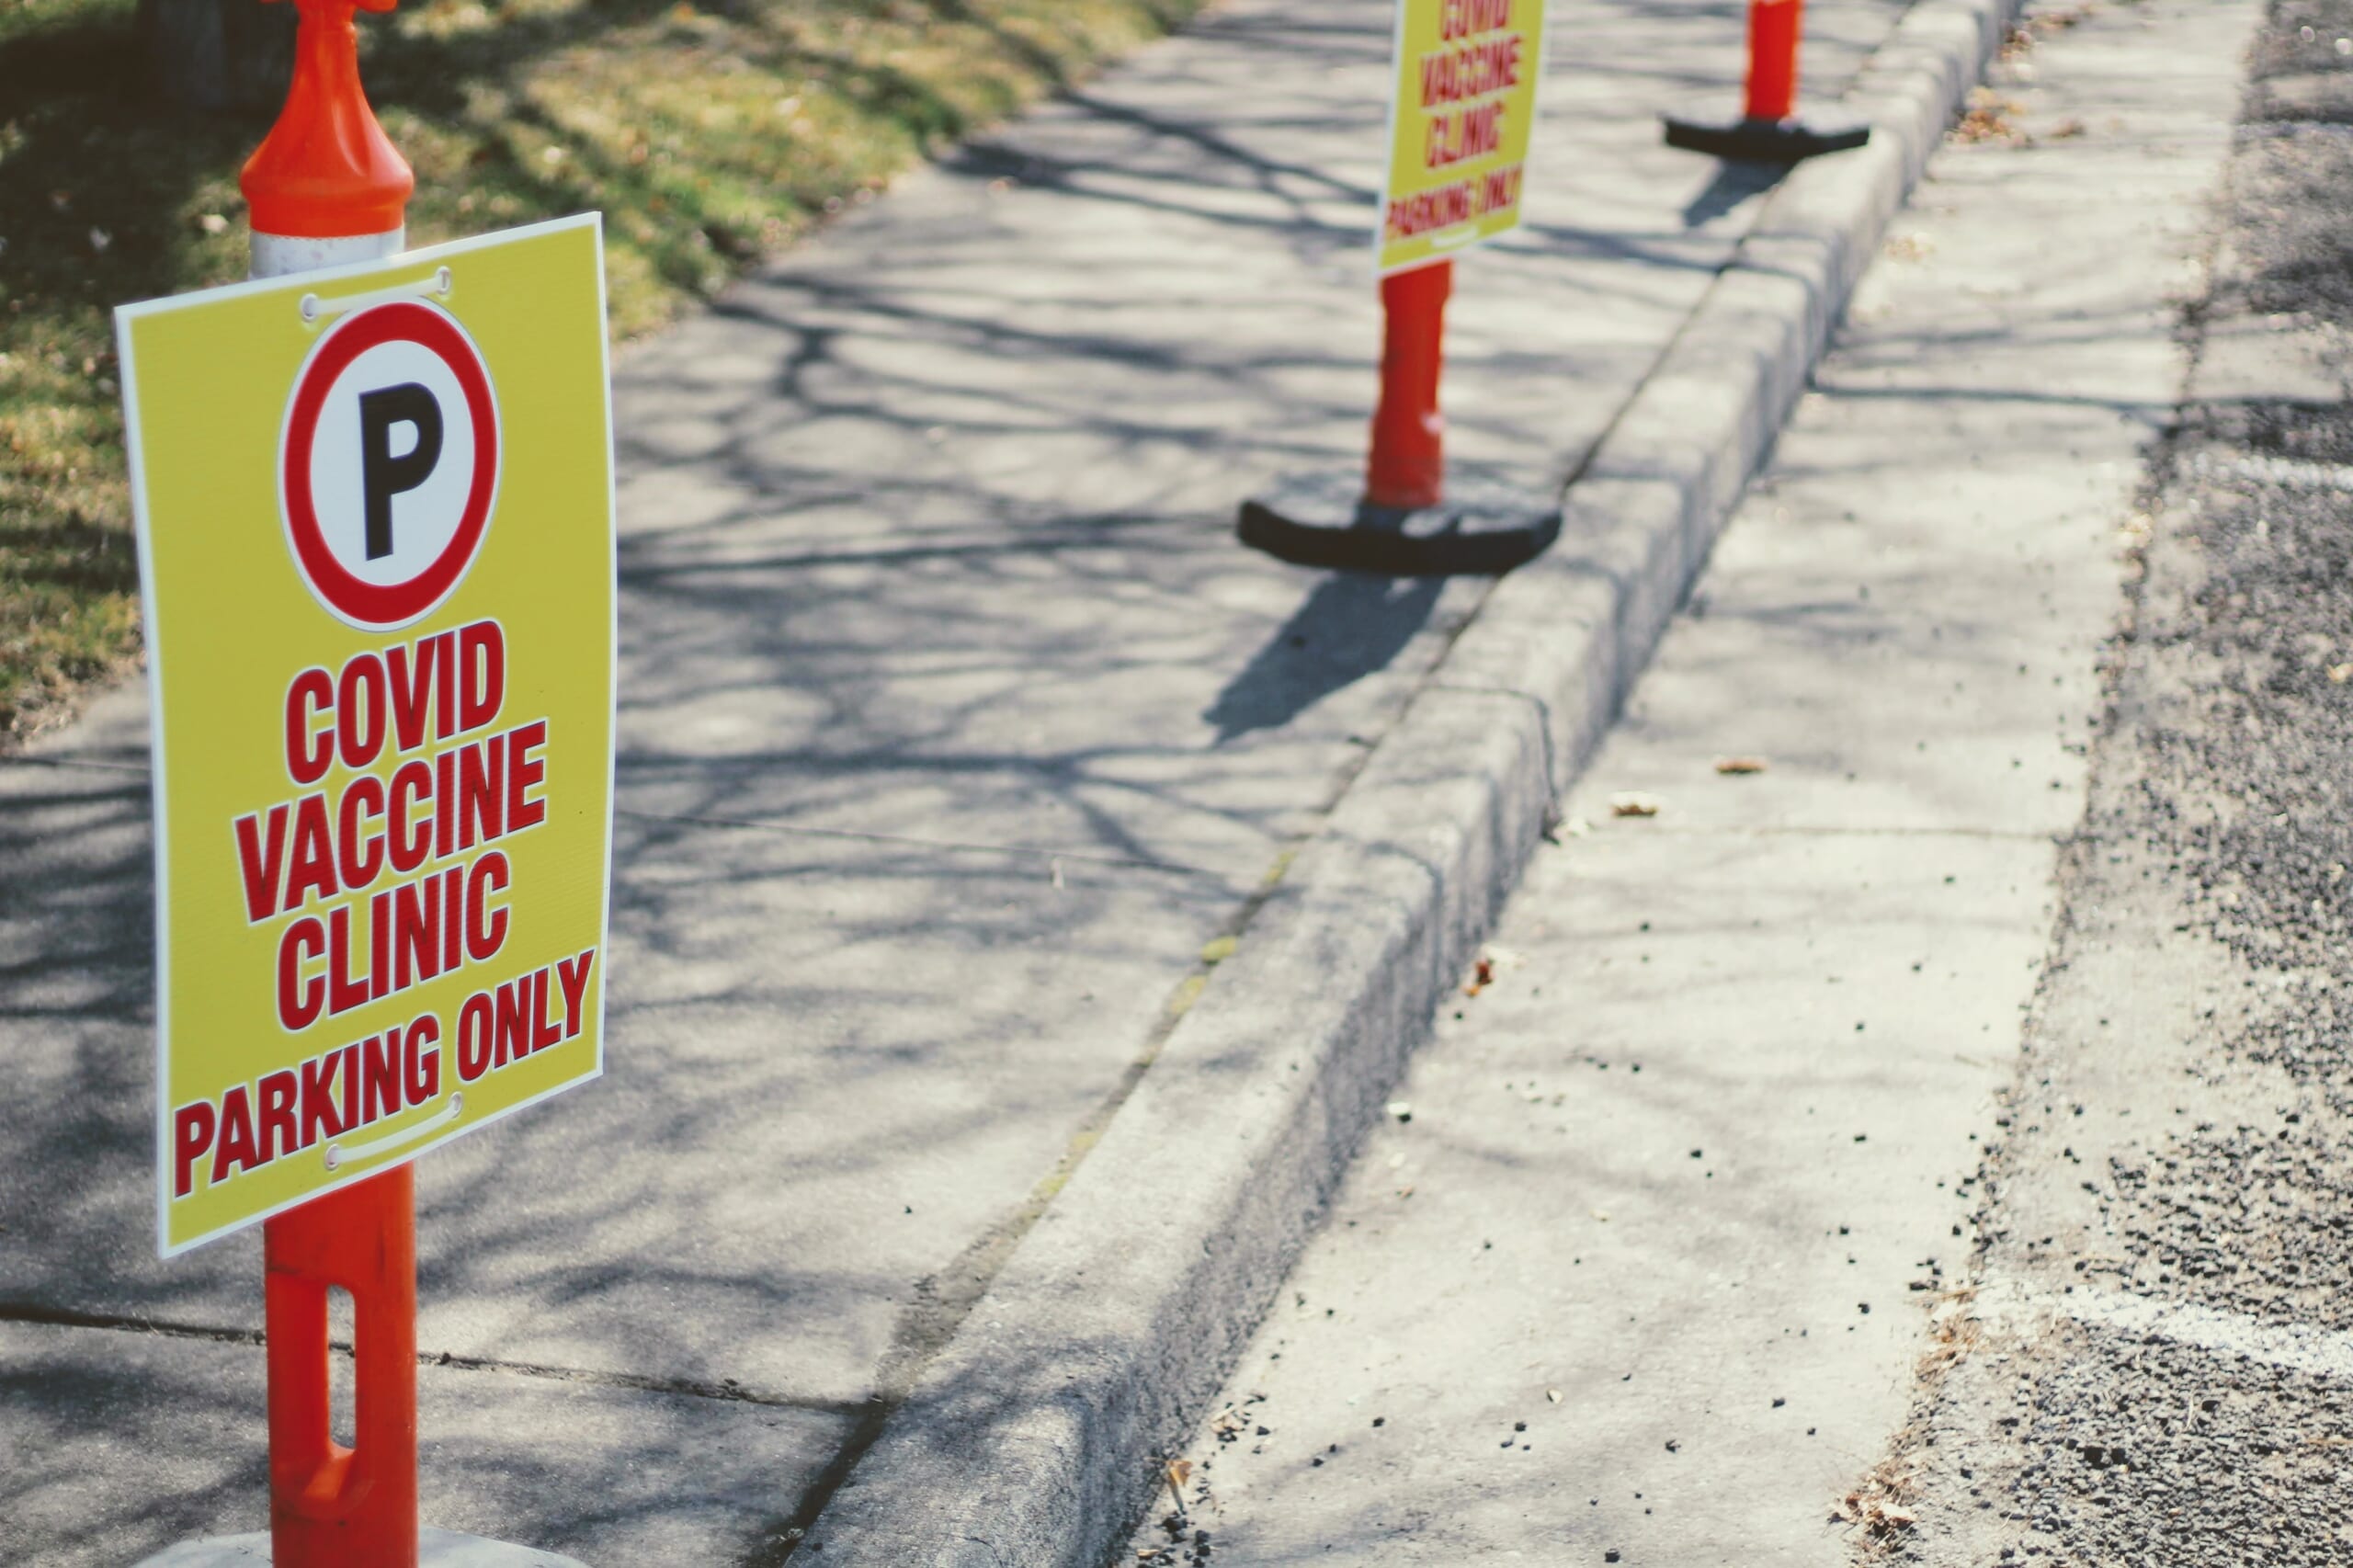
615 805 1230 880
0 1301 869 1415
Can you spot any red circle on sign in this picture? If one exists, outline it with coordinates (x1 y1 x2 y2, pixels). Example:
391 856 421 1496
279 299 500 630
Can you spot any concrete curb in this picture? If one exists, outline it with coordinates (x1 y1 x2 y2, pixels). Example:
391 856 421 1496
801 2 2020 1562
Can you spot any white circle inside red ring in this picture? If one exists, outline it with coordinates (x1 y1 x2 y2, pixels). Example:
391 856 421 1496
279 300 500 630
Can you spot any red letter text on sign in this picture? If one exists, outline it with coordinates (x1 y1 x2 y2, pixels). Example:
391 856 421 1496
285 667 334 786
173 1101 217 1198
277 916 326 1031
235 804 291 924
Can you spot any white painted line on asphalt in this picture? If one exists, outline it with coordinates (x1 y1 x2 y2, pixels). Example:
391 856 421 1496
2241 119 2353 140
2190 453 2353 493
1979 1278 2353 1380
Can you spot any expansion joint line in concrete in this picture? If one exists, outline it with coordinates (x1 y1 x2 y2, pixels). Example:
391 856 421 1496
0 1301 865 1415
614 806 1227 881
3 752 151 776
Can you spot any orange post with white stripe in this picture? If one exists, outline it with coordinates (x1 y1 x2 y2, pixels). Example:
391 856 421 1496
1744 0 1802 123
242 0 414 280
242 5 421 1563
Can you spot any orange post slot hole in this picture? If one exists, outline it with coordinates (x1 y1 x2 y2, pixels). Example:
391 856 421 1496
265 1164 419 1568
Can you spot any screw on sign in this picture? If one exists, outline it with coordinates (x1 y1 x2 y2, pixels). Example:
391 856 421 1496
112 2 617 1565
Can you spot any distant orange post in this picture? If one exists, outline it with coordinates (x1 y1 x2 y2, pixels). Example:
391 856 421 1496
1660 0 1867 164
1365 261 1453 512
1745 0 1802 124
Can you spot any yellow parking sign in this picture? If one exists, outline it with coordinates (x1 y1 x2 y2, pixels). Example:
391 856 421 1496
116 215 616 1256
1379 0 1547 274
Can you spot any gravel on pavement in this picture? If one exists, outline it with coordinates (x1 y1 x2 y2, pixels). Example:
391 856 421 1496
1888 3 2353 1563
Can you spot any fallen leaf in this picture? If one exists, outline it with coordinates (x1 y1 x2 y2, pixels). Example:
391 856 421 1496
1952 88 2029 144
1713 756 1769 775
1609 792 1662 818
1163 1458 1191 1513
2329 664 2352 684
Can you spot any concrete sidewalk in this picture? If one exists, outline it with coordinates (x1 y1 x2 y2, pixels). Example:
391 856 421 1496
1129 0 2261 1562
0 0 1930 1561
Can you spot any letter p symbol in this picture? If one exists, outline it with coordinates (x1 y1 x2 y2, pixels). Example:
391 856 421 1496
358 383 446 562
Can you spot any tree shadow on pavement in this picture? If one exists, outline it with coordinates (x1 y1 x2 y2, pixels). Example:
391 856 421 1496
1205 573 1447 744
1682 159 1788 229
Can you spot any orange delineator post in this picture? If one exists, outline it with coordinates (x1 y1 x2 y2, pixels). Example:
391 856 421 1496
242 0 414 282
1364 260 1452 512
1235 249 1557 574
241 0 412 240
244 2 421 1563
1745 0 1802 124
265 1166 420 1568
1660 0 1865 163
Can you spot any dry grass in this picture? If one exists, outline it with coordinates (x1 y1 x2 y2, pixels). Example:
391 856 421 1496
1836 1290 1986 1559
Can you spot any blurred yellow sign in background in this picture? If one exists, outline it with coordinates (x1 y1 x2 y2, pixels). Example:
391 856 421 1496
1379 0 1547 274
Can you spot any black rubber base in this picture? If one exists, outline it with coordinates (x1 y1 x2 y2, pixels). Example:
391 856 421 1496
1661 109 1870 162
1237 471 1561 576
